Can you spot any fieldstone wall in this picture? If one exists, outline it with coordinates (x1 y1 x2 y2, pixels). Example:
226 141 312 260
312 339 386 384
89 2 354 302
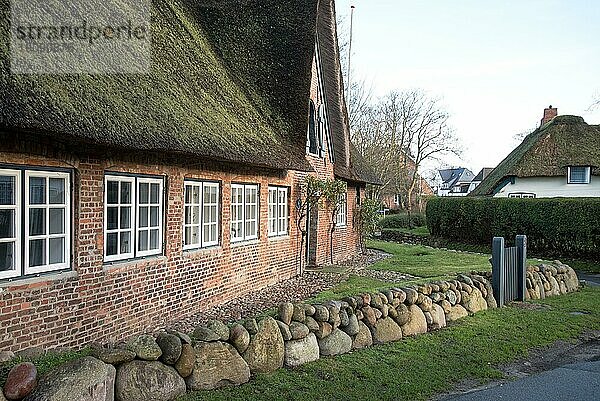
525 262 579 300
1 265 579 401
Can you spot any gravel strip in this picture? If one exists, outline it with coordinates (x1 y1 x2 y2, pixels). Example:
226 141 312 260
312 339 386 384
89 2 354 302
167 249 395 333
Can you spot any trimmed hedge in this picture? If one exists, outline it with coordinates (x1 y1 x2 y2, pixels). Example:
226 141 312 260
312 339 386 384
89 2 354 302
426 197 600 259
379 213 426 229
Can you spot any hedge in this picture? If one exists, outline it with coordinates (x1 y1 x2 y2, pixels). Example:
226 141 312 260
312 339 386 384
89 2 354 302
426 197 600 259
379 213 426 229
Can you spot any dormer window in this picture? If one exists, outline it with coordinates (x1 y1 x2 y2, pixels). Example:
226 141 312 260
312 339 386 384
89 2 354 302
567 166 591 184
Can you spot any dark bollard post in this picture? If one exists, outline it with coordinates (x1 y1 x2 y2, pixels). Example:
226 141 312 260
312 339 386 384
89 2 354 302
516 235 527 301
492 237 505 307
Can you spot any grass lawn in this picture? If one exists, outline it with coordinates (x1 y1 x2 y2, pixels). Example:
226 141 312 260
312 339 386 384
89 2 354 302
179 286 600 401
367 240 492 278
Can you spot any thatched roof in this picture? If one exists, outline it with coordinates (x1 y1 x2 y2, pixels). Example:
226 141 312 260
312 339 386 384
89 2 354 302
471 115 600 196
315 0 379 185
0 0 318 171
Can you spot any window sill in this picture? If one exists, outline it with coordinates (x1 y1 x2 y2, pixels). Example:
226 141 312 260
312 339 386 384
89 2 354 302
103 255 167 273
230 239 260 248
0 269 77 289
183 245 222 257
268 234 290 242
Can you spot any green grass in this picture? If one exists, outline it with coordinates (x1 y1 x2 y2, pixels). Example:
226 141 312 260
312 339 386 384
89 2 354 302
0 348 91 388
179 287 600 401
367 240 493 278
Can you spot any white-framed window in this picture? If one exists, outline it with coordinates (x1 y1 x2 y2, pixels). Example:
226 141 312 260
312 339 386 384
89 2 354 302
0 169 21 279
183 181 220 250
231 183 259 242
268 186 289 237
336 192 347 227
508 192 536 199
104 174 164 262
567 166 591 184
24 171 70 275
393 194 401 205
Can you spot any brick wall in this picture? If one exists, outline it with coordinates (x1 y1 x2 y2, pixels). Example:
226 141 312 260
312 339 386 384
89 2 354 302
0 148 315 352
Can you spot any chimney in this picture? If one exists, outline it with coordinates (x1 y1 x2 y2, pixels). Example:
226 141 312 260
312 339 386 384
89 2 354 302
540 105 557 126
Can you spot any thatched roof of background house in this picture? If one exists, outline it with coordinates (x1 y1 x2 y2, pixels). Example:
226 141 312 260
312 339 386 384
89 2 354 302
0 0 318 171
471 115 600 196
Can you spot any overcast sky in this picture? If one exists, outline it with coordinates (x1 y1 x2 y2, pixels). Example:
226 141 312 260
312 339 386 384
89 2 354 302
335 0 600 175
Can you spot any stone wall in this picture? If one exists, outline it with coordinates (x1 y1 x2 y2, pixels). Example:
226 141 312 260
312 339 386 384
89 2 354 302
525 262 580 299
2 271 500 401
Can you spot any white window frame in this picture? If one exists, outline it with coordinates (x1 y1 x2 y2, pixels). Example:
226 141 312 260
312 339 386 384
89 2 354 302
567 166 591 184
135 177 164 258
393 194 401 205
104 174 164 262
24 170 71 275
104 175 136 262
268 186 289 237
336 192 347 227
0 169 21 280
183 180 220 250
508 192 536 199
230 183 259 242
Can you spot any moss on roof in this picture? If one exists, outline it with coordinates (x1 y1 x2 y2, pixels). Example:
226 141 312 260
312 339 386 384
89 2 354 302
471 115 600 196
0 0 317 171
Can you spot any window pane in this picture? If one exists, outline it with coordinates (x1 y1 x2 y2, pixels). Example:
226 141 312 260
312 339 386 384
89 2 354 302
120 206 131 229
246 221 255 237
139 183 149 204
185 185 192 204
210 206 217 222
150 206 159 227
203 225 210 243
120 232 131 254
121 182 132 204
193 206 200 224
138 230 148 251
184 226 192 245
150 183 160 204
150 229 159 250
192 226 199 245
49 208 65 235
184 206 192 225
49 178 65 204
107 181 119 204
29 239 45 267
49 237 64 264
193 186 200 204
0 242 14 271
29 208 46 236
139 206 149 228
29 177 46 204
0 176 15 205
107 207 118 230
0 210 14 238
106 233 118 256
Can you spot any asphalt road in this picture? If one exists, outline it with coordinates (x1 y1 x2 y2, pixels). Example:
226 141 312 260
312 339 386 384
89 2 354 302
577 271 600 286
442 361 600 401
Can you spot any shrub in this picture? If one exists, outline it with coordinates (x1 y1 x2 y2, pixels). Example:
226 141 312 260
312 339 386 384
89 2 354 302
426 197 600 259
379 212 426 229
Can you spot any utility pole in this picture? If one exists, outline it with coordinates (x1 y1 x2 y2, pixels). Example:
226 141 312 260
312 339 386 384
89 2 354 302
346 4 355 115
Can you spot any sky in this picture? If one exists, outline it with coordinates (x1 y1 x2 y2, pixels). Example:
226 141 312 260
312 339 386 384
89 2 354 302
335 0 600 176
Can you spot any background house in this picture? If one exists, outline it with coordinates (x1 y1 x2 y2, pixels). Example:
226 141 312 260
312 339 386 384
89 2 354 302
471 107 600 198
437 168 475 196
468 168 494 193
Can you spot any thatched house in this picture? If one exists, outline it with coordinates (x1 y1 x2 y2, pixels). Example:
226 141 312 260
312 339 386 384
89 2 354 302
471 107 600 198
0 0 376 352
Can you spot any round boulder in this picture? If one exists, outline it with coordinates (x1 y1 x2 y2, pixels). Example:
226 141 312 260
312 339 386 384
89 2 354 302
318 329 352 356
284 333 320 368
174 343 195 378
116 360 185 401
185 342 250 390
229 323 251 354
156 333 182 365
126 335 162 361
243 317 285 374
4 362 37 400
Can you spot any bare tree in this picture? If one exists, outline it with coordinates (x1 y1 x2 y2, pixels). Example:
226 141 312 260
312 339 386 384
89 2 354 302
351 90 461 211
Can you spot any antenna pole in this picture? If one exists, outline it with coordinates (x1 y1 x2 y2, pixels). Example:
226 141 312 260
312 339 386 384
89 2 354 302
347 5 355 114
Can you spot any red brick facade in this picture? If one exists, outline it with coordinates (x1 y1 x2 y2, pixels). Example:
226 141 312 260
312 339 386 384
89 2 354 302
0 52 363 352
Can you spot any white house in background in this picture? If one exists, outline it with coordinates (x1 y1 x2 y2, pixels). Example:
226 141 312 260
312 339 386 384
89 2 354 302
470 106 600 198
437 168 475 196
468 168 494 193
